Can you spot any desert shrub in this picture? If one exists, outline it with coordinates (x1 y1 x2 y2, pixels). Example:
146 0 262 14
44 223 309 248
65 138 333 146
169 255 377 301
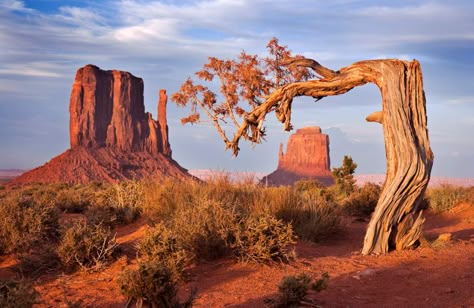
84 181 142 227
15 244 61 277
57 221 119 271
136 223 188 280
52 183 104 213
85 203 140 227
118 261 195 308
266 272 329 307
169 197 240 261
0 279 39 308
342 183 382 217
427 185 474 213
234 214 295 263
275 273 312 307
0 194 60 255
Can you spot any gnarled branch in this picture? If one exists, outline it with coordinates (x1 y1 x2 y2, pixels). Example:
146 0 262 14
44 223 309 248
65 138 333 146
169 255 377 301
229 58 433 255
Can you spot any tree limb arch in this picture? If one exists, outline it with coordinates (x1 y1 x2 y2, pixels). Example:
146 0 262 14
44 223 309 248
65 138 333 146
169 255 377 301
230 58 433 255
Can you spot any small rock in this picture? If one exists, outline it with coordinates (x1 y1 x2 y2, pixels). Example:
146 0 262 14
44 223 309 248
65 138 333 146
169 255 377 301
441 287 455 294
437 233 452 242
359 268 377 277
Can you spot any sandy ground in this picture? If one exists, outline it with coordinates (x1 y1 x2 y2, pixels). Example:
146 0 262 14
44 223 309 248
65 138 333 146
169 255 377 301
1 203 473 307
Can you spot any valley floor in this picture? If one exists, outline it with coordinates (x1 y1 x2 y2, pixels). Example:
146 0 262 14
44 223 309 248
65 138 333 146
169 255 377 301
1 204 473 307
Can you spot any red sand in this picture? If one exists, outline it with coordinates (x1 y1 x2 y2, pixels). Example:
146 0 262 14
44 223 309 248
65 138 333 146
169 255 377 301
1 204 473 307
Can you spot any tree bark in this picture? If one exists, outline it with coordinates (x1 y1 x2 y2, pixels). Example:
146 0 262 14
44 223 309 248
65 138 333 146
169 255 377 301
229 59 434 255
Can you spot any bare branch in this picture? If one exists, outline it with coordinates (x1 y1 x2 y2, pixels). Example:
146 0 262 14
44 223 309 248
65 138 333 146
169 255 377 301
282 57 338 79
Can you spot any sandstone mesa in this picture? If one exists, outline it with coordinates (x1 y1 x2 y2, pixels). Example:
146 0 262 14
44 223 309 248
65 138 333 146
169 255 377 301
12 65 189 185
261 126 334 186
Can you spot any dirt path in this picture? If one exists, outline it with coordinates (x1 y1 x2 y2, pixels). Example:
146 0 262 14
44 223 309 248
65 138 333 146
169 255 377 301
1 205 473 307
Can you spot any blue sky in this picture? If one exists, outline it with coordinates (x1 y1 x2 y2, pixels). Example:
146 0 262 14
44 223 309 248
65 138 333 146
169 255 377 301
0 0 473 177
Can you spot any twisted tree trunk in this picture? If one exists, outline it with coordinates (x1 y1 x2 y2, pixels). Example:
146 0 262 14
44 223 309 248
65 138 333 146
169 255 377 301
360 60 433 254
229 59 434 255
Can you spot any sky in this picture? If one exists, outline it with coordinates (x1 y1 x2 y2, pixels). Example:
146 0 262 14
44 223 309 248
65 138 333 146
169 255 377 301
0 0 473 177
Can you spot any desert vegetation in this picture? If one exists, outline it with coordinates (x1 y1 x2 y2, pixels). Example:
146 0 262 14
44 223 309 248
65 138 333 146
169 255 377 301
1 175 473 306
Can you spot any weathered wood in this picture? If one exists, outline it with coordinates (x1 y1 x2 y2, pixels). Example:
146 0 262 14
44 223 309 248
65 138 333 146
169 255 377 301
228 59 433 255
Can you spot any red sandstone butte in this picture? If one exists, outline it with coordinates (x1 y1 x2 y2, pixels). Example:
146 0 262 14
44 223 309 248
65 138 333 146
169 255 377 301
261 126 334 186
11 64 189 185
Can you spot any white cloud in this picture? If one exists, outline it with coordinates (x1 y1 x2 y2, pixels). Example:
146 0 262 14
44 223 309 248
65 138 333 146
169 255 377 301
114 18 181 42
0 0 30 11
447 96 474 105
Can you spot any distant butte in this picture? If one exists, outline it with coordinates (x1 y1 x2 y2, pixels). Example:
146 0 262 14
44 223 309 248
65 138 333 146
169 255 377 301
11 64 189 185
261 126 334 186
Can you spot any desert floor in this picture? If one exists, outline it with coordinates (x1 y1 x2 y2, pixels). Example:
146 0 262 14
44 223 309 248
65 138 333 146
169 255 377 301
1 203 473 307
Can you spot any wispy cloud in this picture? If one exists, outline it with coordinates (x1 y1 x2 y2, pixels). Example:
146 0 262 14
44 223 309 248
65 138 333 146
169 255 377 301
0 0 473 176
447 96 474 105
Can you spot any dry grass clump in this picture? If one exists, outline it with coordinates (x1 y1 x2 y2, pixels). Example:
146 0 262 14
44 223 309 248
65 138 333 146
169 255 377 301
0 193 60 255
0 279 39 308
256 186 341 242
57 221 119 271
427 184 474 213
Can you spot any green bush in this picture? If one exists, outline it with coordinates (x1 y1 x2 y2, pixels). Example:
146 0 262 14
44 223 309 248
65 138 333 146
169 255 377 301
57 222 119 271
427 185 474 213
276 273 312 307
0 194 60 255
342 183 382 217
234 214 295 263
118 261 195 308
266 272 329 307
331 155 358 199
136 223 188 280
0 279 39 308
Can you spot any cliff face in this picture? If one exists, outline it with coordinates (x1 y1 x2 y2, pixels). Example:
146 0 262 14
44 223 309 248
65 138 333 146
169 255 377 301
262 126 334 186
12 65 189 185
69 64 166 155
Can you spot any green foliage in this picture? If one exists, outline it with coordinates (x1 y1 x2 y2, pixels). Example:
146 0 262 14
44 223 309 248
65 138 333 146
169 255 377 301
331 155 358 198
312 272 330 292
277 273 312 306
343 183 382 217
234 214 295 263
0 279 39 308
118 261 195 308
427 185 474 213
0 193 60 255
267 272 329 307
57 222 119 271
